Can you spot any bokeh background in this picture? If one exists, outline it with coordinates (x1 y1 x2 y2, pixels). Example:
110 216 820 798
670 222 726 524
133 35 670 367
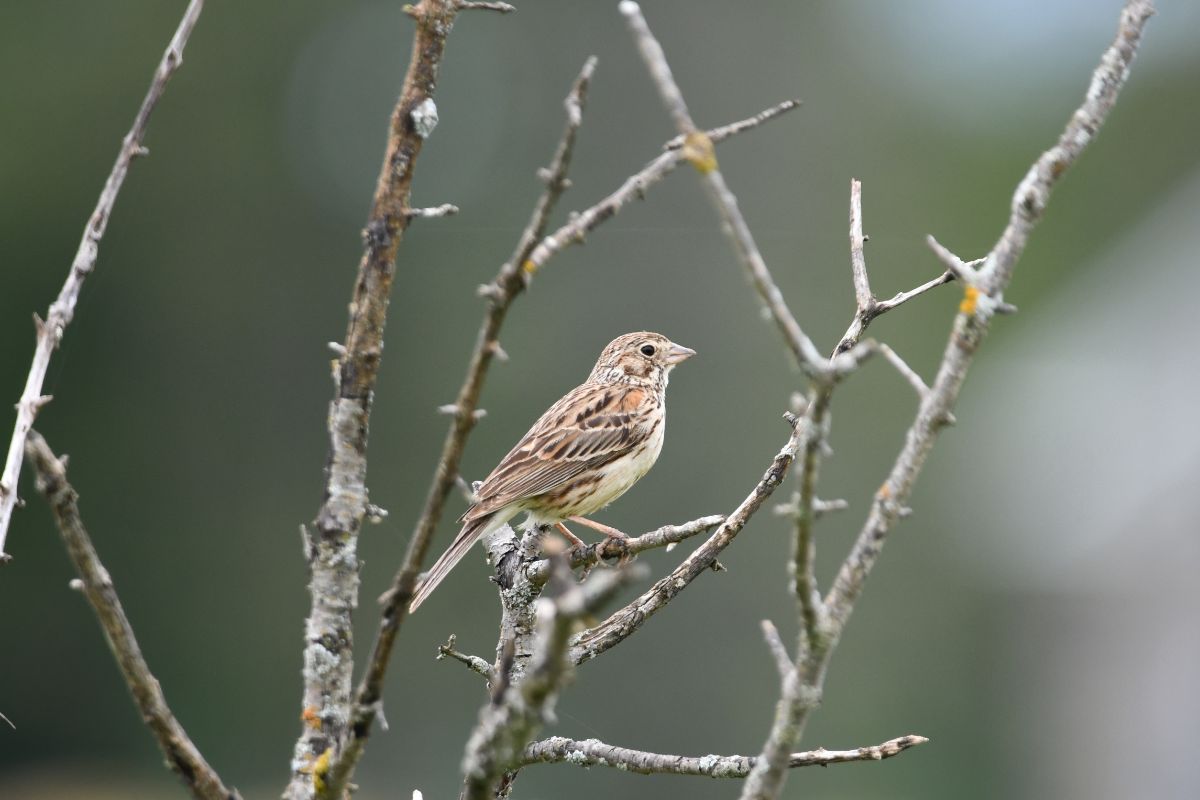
3 1 1198 798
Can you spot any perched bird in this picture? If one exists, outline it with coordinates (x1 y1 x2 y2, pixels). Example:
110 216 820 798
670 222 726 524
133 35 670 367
409 331 695 612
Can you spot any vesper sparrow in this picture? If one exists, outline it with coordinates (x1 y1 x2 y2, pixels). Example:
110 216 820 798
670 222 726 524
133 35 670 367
409 331 695 612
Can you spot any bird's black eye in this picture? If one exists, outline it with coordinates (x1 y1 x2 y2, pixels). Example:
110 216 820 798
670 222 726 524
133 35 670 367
640 344 656 357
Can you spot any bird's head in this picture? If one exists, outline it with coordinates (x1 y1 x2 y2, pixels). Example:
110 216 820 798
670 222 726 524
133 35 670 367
588 331 696 388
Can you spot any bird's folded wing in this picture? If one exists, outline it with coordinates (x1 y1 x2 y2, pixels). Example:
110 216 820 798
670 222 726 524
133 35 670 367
461 383 652 521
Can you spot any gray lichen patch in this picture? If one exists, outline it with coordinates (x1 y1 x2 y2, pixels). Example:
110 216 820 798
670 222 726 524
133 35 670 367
411 99 439 139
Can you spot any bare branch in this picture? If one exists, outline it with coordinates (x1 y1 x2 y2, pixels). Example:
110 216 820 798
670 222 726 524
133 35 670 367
521 733 928 776
570 415 804 664
461 561 646 800
981 2 1156 295
24 431 239 800
525 514 725 585
827 0 1155 643
0 0 205 562
742 5 1155 798
524 99 803 274
620 1 827 378
287 1 468 797
437 634 494 681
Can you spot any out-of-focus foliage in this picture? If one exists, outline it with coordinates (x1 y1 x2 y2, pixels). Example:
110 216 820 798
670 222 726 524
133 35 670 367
2 1 1197 798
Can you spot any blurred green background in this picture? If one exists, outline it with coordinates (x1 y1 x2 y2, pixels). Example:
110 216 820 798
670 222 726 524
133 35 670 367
3 1 1198 798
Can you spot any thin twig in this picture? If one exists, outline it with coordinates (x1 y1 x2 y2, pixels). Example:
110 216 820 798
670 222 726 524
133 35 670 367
569 415 804 664
620 1 827 377
0 0 205 563
877 344 930 398
525 514 725 585
524 98 803 273
665 99 801 150
24 431 239 800
461 561 646 800
873 271 955 315
520 733 928 776
287 1 466 797
437 634 494 681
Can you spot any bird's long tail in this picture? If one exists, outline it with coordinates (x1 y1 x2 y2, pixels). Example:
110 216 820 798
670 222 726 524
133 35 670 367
409 515 494 613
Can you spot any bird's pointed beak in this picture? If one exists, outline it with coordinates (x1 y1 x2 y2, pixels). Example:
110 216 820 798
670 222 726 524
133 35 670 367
664 342 697 365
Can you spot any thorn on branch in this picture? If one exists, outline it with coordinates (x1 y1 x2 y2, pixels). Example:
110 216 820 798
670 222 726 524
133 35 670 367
458 0 516 11
487 340 509 362
437 634 495 680
437 404 487 422
477 282 505 301
813 498 849 519
926 235 980 287
455 475 477 503
404 203 460 219
760 619 793 680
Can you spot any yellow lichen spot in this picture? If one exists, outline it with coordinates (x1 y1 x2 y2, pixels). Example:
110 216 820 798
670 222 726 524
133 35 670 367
878 483 891 500
302 706 322 730
682 130 718 174
311 748 333 793
959 285 980 316
522 259 538 276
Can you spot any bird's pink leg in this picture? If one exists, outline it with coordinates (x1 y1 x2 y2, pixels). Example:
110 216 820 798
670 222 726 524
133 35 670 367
554 522 587 549
568 515 630 540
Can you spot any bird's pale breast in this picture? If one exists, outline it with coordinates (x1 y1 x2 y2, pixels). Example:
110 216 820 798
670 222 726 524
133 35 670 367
530 413 664 520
